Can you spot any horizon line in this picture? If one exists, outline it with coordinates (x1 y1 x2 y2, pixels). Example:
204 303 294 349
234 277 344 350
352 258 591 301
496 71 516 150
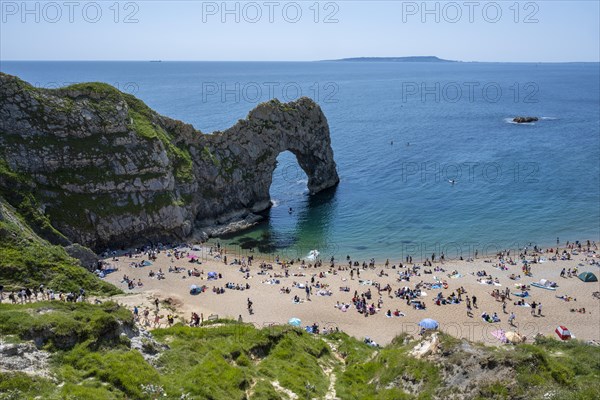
2 59 600 63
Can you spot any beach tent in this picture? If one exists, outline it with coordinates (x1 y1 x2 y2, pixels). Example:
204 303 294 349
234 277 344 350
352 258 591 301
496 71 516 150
505 331 525 344
288 317 301 327
142 260 153 267
555 326 572 340
188 254 200 262
578 272 598 282
418 318 439 330
207 271 218 280
190 285 202 295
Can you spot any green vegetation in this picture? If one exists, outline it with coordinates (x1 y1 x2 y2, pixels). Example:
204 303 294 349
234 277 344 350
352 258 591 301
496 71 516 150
1 142 185 241
0 306 598 400
0 302 136 399
0 73 598 399
151 322 333 399
2 75 196 224
0 301 132 350
201 146 220 167
0 77 196 294
59 82 123 102
0 312 336 400
255 150 273 164
508 336 600 399
46 190 182 225
0 373 59 400
126 97 194 183
0 158 69 245
0 131 126 159
333 332 441 399
3 73 198 187
0 196 119 295
0 157 119 295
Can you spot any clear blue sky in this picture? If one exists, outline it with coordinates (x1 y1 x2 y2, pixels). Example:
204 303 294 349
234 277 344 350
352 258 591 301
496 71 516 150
1 1 599 62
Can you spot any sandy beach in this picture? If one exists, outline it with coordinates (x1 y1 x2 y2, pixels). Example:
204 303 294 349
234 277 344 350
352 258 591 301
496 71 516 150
101 242 600 346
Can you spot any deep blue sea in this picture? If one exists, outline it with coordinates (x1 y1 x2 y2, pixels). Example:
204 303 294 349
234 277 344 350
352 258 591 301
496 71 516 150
1 61 599 261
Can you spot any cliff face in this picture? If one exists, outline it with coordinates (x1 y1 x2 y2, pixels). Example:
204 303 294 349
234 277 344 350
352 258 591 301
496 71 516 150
0 73 339 250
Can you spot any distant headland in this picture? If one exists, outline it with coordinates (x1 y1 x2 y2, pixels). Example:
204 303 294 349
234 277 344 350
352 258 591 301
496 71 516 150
326 56 457 63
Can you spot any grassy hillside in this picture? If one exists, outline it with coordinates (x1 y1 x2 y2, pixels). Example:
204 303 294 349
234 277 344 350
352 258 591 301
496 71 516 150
0 195 119 295
0 302 598 400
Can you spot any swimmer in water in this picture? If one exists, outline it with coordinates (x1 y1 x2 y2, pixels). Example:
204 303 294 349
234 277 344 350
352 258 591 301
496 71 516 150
449 180 456 185
288 207 293 214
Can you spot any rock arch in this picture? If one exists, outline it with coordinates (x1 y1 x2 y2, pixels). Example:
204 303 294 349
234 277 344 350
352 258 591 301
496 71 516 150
0 73 339 248
195 98 340 224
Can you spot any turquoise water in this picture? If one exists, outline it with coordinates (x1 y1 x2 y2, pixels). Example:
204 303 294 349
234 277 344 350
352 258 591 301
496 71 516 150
2 61 599 261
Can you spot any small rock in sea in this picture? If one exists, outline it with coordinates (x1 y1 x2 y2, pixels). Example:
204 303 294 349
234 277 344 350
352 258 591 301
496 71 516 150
513 116 539 123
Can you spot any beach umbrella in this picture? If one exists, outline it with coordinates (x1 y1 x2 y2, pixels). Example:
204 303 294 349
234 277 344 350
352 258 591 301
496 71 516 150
578 272 598 282
190 284 199 290
505 331 525 344
288 317 301 327
418 318 439 330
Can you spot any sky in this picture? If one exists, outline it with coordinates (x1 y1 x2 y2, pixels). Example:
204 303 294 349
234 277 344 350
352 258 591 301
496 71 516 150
1 1 599 62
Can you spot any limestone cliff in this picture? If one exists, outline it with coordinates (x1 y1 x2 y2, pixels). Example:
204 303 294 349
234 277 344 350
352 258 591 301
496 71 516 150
0 73 339 250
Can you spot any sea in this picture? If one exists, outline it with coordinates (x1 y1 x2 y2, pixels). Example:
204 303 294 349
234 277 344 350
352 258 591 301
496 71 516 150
1 61 599 262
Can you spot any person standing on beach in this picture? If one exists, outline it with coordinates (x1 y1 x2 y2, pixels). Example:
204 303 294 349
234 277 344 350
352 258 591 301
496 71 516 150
509 312 516 326
537 302 543 316
472 296 477 308
502 301 507 314
143 308 150 325
466 296 473 317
